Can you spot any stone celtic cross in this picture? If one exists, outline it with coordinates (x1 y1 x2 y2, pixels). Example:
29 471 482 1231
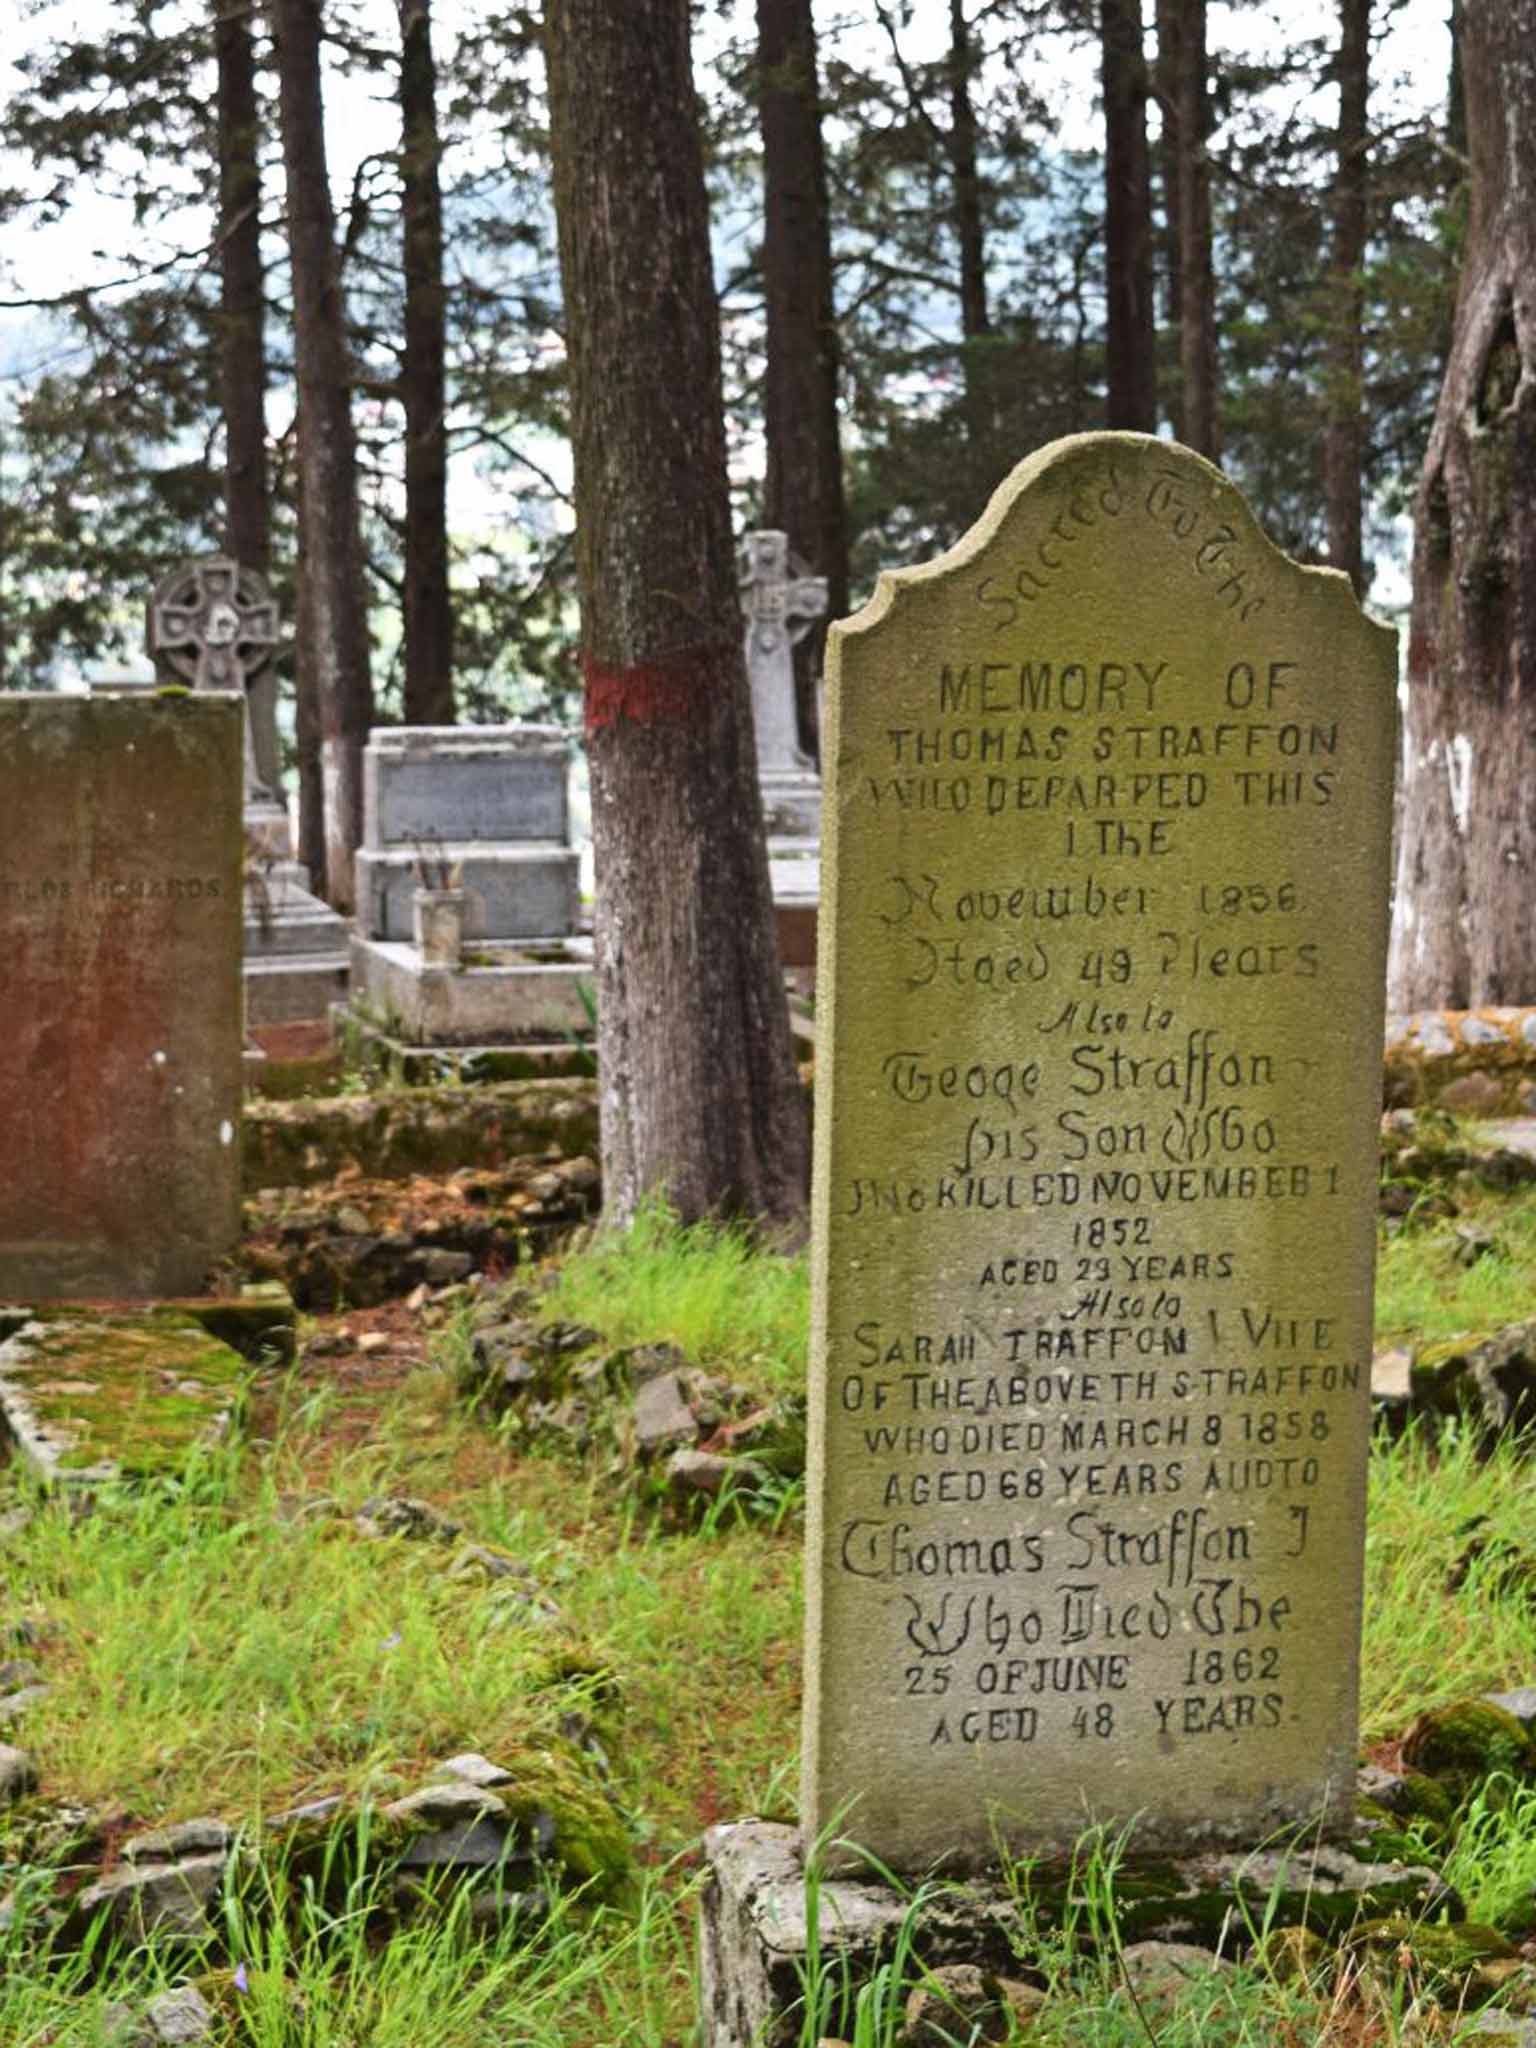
739 530 828 777
146 557 280 801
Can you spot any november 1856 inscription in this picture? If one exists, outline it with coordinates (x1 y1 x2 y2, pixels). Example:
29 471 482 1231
802 435 1397 1872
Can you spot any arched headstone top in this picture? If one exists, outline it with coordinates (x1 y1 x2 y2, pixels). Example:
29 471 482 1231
835 433 1394 668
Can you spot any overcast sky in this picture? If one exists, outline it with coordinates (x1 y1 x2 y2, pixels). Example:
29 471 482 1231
1 0 1451 314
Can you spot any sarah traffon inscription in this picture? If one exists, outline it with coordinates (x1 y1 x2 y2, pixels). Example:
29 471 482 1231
802 433 1397 1874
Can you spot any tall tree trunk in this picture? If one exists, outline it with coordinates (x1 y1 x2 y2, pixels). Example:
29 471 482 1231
947 0 991 445
757 0 847 764
1324 0 1369 595
1388 0 1536 1009
1154 0 1184 433
399 0 454 726
1173 0 1217 455
544 0 810 1229
270 0 374 909
1102 0 1157 430
215 0 277 791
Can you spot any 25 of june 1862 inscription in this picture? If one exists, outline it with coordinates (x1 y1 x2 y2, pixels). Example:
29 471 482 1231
803 434 1397 1874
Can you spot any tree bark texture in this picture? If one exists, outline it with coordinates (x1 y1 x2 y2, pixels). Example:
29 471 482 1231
270 0 375 909
1102 0 1157 431
399 0 455 726
1324 0 1369 595
544 0 810 1230
757 0 847 763
215 0 278 790
1154 0 1184 425
1388 0 1536 1008
1172 0 1217 456
947 0 992 444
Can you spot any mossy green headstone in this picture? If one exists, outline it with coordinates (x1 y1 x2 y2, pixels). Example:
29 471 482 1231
0 694 243 1299
803 435 1397 1872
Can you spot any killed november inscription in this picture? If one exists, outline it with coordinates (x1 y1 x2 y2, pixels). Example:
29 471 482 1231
803 433 1396 1871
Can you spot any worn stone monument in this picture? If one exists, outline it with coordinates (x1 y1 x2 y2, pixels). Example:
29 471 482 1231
343 725 590 1063
147 555 281 804
0 693 244 1298
740 531 829 966
797 433 1397 1874
144 557 349 1024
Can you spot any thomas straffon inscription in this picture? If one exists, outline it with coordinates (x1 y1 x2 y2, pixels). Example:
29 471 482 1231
803 434 1397 1872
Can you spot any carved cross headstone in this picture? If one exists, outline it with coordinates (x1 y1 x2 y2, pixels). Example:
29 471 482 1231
739 531 828 778
146 557 280 802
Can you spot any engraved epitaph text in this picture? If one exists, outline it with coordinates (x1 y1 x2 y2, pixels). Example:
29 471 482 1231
802 435 1397 1872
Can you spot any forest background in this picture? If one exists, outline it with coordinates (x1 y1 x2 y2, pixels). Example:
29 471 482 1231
0 0 1457 729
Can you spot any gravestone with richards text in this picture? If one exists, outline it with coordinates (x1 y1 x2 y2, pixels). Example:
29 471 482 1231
803 434 1396 1871
0 693 244 1299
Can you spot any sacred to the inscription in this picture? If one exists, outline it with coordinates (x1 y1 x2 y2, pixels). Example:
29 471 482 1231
802 433 1397 1873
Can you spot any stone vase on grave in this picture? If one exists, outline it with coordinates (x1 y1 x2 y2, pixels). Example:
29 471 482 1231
413 886 467 969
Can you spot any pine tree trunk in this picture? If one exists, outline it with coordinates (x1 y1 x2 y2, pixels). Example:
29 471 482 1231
544 0 810 1230
1324 0 1369 595
215 0 277 790
1102 0 1157 431
1173 0 1217 456
270 0 374 909
399 0 455 726
947 0 992 446
757 0 847 763
1388 0 1536 1009
1154 0 1184 432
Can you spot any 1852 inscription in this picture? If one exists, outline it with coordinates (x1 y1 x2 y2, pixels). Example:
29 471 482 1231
803 433 1397 1874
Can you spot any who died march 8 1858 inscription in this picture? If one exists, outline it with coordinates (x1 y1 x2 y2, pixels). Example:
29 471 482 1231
803 433 1397 1873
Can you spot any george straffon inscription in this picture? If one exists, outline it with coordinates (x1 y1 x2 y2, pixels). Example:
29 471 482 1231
802 434 1398 1873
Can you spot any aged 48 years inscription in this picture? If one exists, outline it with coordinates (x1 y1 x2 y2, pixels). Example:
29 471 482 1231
802 434 1397 1873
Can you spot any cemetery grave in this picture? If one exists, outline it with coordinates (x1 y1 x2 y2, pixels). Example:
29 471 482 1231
17 447 1536 2046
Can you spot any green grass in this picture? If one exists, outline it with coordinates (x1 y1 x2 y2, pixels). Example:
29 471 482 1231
11 1193 1536 2042
1375 1186 1536 1352
537 1197 809 1399
1362 1423 1536 1741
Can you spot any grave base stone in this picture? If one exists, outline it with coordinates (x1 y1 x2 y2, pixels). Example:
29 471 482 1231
698 1821 1448 2048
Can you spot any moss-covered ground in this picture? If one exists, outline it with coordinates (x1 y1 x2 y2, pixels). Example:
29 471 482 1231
6 1183 1536 2040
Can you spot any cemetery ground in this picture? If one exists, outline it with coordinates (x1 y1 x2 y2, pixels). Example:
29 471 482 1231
12 1121 1536 2042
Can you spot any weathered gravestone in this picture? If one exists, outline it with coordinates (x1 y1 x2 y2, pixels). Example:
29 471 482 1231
0 694 244 1299
740 531 828 779
741 532 829 966
146 555 281 804
143 557 350 1025
803 434 1397 1871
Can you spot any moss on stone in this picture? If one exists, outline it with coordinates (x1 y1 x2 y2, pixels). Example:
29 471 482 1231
1 1311 249 1480
157 1286 297 1364
1347 1916 1516 1998
1250 1923 1331 1984
1402 1700 1535 1788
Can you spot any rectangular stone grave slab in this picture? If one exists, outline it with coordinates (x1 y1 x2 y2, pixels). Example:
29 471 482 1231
0 1309 251 1485
364 727 570 849
355 844 580 943
0 694 243 1299
349 935 594 1042
803 434 1397 1873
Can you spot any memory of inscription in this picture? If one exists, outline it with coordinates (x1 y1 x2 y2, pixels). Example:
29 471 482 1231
803 434 1396 1871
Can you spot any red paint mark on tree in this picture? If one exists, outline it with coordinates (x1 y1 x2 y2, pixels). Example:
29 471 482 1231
582 642 729 732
